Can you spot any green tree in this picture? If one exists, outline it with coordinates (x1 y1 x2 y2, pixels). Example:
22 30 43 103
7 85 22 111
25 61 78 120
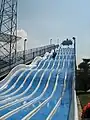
78 59 90 92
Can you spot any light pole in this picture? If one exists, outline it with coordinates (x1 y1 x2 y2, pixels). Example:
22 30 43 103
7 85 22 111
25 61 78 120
72 37 76 55
72 37 77 89
72 37 76 66
50 39 52 45
23 39 27 64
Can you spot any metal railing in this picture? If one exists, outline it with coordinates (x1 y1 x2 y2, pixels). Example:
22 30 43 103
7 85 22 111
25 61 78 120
0 44 59 78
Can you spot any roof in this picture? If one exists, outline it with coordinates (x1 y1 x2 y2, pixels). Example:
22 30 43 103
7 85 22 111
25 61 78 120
62 39 73 46
0 32 22 43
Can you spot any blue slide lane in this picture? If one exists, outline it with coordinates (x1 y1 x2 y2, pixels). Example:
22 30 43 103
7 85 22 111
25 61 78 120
31 72 65 120
0 71 23 93
0 70 37 106
2 70 31 95
6 70 58 119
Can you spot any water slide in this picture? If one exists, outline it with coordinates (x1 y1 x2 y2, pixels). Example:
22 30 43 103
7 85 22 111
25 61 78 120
0 47 75 120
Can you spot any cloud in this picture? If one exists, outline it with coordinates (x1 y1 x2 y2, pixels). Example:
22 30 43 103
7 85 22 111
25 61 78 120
17 29 27 39
17 29 28 51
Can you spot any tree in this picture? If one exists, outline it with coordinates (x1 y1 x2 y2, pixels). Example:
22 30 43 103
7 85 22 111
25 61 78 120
78 59 90 92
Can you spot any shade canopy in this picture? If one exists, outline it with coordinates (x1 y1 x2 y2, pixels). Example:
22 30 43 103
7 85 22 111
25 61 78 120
62 39 73 46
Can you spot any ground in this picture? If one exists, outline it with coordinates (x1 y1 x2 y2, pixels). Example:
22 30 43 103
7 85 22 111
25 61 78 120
77 92 90 120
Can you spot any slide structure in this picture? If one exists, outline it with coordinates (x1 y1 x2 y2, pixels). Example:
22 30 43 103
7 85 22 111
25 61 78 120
0 47 75 120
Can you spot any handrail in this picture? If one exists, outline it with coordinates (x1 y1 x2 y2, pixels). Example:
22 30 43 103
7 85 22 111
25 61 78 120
74 90 79 120
0 44 57 78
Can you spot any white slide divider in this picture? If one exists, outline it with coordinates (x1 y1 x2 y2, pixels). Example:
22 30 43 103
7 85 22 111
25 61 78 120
0 50 59 119
46 71 67 120
0 56 42 90
22 70 59 120
46 57 68 119
22 56 63 120
74 90 78 120
0 54 51 104
74 66 78 120
0 56 43 96
0 58 48 103
0 64 29 90
70 59 78 120
0 70 28 96
22 54 64 120
0 54 57 110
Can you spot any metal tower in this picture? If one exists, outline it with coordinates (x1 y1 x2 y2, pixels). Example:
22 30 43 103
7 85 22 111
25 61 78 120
0 0 18 69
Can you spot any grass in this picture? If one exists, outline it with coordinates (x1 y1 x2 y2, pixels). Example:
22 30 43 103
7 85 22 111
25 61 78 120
77 92 90 108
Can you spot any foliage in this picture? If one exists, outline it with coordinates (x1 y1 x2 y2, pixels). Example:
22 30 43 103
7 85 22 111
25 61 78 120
77 59 90 92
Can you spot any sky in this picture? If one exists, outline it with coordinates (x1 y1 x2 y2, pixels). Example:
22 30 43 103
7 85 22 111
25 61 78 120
17 0 90 64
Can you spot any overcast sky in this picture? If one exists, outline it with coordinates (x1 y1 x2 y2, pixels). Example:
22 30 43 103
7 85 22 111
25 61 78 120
17 0 90 64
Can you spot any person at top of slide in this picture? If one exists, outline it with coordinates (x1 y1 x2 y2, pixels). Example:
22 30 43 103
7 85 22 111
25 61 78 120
52 49 56 59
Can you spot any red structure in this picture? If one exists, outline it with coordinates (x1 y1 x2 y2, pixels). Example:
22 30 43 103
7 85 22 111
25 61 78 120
81 103 90 119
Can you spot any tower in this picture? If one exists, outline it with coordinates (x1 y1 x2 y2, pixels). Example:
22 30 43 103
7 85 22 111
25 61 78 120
0 0 18 69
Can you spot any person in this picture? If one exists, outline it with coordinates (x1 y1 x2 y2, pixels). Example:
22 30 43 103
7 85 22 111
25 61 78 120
81 103 90 120
52 49 56 59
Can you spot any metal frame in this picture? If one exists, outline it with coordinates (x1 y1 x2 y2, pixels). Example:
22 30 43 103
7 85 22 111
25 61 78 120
0 44 59 78
0 0 18 70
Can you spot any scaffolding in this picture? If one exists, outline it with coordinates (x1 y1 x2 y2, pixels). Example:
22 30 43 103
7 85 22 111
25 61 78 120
0 0 21 70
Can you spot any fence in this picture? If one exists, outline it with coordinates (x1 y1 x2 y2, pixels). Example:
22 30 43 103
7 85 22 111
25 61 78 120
0 44 59 78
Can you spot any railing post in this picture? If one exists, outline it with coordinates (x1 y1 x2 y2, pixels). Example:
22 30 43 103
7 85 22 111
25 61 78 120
23 39 27 64
33 52 34 59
